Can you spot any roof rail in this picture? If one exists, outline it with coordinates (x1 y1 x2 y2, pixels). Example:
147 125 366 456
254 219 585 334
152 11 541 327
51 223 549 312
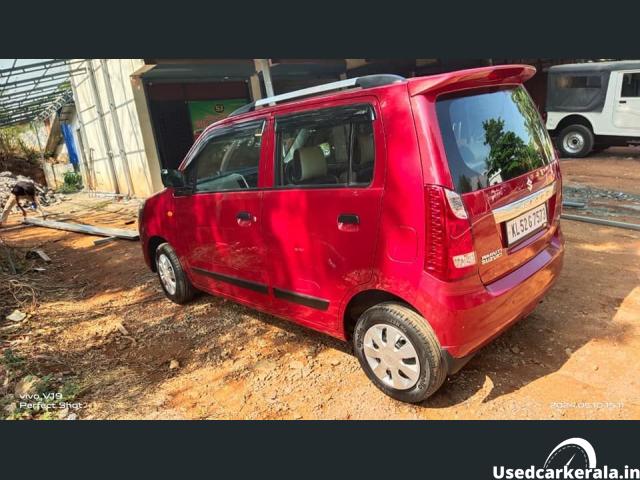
229 74 404 117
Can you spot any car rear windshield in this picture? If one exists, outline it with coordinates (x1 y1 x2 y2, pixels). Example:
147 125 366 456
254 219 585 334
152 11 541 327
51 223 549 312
436 86 554 193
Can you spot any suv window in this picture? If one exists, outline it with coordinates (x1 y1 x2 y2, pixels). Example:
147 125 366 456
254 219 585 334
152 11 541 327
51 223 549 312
275 104 375 187
187 122 264 193
621 73 640 97
436 86 553 194
555 74 601 89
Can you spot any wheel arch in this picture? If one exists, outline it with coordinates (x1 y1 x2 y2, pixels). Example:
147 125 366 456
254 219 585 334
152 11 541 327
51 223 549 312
147 235 168 272
554 114 594 134
342 289 422 341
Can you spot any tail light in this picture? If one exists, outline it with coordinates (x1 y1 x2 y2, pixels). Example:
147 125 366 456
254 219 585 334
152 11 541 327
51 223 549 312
424 185 477 281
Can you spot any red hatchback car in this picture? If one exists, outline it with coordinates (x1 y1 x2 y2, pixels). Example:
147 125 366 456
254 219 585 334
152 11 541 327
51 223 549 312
139 65 564 403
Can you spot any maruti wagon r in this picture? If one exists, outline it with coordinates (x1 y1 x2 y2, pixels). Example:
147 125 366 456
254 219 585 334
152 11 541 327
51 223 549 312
139 65 564 403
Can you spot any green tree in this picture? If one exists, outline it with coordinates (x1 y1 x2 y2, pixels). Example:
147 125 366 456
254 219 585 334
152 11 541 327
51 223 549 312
482 117 539 180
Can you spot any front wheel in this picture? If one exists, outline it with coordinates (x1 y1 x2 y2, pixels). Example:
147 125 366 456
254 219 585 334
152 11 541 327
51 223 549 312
558 124 594 158
353 302 448 403
155 242 197 304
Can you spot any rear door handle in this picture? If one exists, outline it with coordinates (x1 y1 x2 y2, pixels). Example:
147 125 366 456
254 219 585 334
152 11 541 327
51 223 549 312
619 100 627 104
338 214 360 232
236 211 254 226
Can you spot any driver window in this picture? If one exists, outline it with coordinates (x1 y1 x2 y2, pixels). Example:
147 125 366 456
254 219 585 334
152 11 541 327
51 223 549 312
621 73 640 98
189 122 263 193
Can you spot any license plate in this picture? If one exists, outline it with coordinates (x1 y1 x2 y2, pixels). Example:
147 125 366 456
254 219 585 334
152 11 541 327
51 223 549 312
505 204 548 245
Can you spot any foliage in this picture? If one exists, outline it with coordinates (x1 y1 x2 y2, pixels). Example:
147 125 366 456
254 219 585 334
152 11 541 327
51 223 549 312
59 171 82 193
0 125 40 162
482 117 540 181
1 349 26 370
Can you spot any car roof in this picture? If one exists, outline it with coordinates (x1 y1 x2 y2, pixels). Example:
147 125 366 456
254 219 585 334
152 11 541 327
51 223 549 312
549 60 640 73
197 64 536 137
203 79 407 130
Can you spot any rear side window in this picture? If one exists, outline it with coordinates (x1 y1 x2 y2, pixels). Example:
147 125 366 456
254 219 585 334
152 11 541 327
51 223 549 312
555 74 602 89
187 121 263 193
275 104 375 187
436 87 553 193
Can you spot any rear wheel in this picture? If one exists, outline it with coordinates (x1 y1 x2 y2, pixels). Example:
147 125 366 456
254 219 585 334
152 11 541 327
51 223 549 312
353 302 447 403
155 242 196 304
558 124 594 158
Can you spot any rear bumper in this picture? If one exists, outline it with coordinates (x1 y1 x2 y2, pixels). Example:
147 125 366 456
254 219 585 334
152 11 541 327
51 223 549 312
417 228 565 359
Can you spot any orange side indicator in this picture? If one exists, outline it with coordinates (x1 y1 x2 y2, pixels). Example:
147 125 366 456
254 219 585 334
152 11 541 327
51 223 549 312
167 211 173 217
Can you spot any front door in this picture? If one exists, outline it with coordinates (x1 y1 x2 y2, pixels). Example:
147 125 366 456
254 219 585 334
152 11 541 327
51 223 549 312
263 101 384 333
613 70 640 133
175 119 270 305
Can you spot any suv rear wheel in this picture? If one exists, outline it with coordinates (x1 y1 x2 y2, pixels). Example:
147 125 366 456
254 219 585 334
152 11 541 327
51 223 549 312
353 302 447 403
558 124 594 158
155 242 197 304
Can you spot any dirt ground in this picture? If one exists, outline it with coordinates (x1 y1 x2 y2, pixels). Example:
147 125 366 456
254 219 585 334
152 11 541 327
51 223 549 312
1 149 639 420
561 146 640 195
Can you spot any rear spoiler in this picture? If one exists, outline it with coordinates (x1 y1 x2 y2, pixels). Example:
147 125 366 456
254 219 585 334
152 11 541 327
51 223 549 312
407 64 536 97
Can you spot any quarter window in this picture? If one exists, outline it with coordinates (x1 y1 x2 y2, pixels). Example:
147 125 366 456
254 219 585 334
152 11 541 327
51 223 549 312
187 122 263 193
621 73 640 97
275 104 375 187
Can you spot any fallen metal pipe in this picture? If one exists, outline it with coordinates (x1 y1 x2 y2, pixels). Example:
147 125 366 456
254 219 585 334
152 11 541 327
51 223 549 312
23 217 139 240
561 214 640 232
562 200 586 208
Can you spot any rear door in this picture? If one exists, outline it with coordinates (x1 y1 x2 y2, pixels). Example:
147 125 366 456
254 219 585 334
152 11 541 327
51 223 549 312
612 70 640 132
262 101 384 330
436 86 561 284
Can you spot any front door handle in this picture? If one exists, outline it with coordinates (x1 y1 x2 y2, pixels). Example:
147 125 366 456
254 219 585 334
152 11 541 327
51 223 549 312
338 214 360 225
236 211 254 226
338 214 360 232
619 100 627 104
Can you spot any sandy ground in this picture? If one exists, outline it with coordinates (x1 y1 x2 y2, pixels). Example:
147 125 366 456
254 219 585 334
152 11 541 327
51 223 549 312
1 150 639 420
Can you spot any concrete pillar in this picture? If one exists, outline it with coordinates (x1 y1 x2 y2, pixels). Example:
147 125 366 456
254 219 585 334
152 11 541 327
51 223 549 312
130 69 163 194
249 74 262 102
254 59 275 100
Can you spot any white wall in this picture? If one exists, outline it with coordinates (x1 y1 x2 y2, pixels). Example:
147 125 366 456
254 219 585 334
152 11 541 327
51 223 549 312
70 59 154 197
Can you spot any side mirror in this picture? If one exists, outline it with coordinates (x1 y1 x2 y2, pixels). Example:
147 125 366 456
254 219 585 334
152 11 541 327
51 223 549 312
161 169 186 188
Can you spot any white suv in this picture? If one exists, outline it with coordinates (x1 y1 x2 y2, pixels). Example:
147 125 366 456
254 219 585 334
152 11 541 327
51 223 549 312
546 60 640 157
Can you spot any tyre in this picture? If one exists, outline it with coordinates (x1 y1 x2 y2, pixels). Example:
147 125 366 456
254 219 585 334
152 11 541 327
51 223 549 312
155 242 197 304
353 302 448 403
558 124 594 158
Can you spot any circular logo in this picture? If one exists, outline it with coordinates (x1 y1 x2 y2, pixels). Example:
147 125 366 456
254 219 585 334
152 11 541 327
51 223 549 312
544 438 597 470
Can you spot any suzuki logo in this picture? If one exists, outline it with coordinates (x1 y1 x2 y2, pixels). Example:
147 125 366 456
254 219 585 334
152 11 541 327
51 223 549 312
526 177 533 192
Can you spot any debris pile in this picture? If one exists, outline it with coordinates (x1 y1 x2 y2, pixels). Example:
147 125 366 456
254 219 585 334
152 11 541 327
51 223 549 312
0 171 59 211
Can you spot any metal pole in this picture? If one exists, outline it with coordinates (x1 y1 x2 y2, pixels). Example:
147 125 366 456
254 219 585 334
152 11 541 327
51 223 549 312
86 59 120 195
68 72 95 193
99 59 134 198
30 121 45 161
561 214 640 232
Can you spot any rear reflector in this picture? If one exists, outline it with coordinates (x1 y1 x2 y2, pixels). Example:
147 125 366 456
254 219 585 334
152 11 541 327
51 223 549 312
453 252 476 269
